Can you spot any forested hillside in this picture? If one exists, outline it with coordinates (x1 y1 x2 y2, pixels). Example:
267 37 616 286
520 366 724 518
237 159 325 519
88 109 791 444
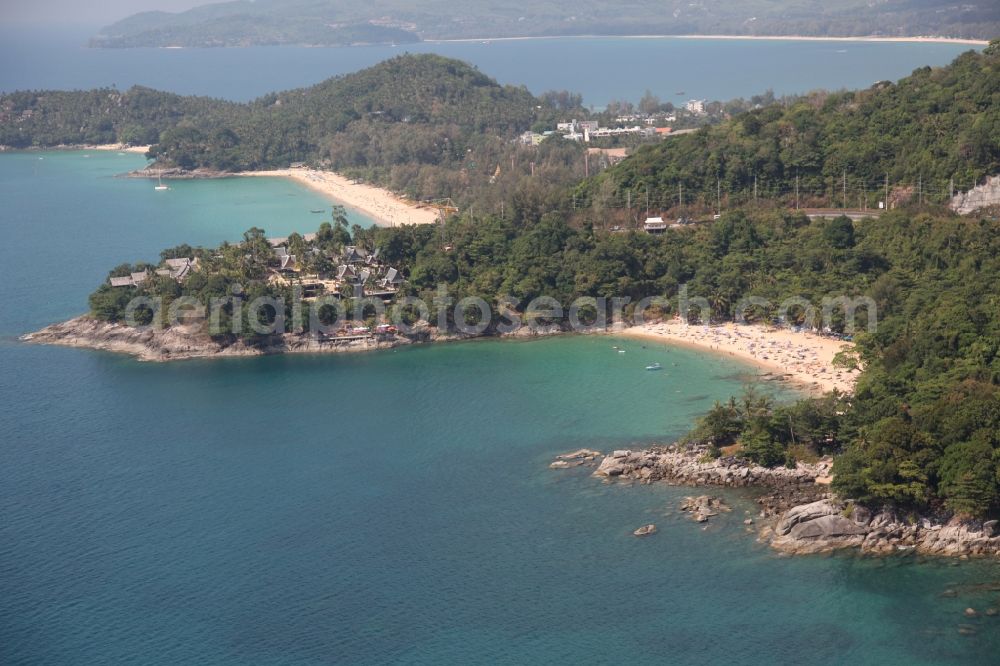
8 45 999 214
26 39 999 517
0 55 578 206
88 203 1000 517
0 87 239 149
0 55 538 161
580 42 1000 212
91 0 1000 48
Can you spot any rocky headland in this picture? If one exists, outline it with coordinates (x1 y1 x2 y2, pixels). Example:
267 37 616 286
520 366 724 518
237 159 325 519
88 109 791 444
551 444 1000 558
21 316 572 362
21 316 426 361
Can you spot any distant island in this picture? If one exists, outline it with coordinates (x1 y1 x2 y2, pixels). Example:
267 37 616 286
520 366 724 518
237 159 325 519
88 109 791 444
90 0 1000 48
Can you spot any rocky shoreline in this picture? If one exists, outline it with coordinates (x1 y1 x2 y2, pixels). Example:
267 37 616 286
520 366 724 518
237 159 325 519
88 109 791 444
127 166 234 180
552 445 1000 559
20 316 571 362
20 316 427 361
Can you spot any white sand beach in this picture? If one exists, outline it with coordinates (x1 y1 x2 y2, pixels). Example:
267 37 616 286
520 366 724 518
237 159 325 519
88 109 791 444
672 34 989 46
621 320 858 394
435 34 988 46
244 168 440 227
83 144 151 154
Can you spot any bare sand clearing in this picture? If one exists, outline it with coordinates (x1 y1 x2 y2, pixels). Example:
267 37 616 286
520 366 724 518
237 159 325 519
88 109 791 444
245 168 440 227
621 320 858 394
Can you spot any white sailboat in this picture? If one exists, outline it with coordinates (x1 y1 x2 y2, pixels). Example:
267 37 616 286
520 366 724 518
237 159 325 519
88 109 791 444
154 172 169 191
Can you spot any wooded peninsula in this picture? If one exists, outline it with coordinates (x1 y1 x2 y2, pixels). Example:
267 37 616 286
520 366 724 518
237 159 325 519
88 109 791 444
10 42 1000 530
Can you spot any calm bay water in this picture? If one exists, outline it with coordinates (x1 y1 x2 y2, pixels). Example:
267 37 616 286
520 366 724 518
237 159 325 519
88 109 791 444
2 153 999 664
2 29 999 663
0 27 977 106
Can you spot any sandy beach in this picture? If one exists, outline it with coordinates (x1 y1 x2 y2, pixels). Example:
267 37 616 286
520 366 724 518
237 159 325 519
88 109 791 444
82 144 151 154
621 320 858 394
244 168 439 227
671 34 988 46
434 34 988 46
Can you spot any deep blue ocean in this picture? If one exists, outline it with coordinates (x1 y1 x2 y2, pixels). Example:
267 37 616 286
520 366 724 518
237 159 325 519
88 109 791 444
1 35 998 665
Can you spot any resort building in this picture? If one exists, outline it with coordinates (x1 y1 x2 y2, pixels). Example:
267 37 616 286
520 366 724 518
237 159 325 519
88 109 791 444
644 216 667 233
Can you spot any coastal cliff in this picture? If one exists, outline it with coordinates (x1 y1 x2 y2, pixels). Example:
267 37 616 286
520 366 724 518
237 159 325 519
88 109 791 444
564 444 1000 559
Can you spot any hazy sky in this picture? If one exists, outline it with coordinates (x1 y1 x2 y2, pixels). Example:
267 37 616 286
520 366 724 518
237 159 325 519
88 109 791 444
1 0 207 24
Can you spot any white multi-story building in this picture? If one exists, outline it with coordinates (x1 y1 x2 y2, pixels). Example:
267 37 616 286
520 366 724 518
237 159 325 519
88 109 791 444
685 99 706 115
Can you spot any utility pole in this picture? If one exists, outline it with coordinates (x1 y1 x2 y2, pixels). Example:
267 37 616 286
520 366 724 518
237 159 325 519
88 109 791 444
884 173 889 210
753 175 758 207
717 176 722 216
842 169 847 209
795 173 800 210
627 189 631 212
584 151 589 178
679 182 683 209
949 176 954 200
645 186 650 217
919 174 923 206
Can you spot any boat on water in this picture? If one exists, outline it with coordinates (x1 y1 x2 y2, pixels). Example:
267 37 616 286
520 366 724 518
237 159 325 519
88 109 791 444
310 209 325 214
645 362 662 371
154 172 169 191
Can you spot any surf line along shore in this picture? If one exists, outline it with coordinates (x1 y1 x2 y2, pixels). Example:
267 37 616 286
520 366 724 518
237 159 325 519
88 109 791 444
241 168 440 227
10 146 436 228
620 320 858 395
126 161 440 227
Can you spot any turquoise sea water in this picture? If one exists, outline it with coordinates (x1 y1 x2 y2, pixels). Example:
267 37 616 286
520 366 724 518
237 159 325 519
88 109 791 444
0 27 977 107
0 151 373 336
2 152 1000 664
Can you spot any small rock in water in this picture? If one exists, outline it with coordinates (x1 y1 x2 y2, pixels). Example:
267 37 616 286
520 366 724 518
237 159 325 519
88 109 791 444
941 589 957 598
985 608 998 617
633 524 657 537
679 495 730 524
557 448 601 460
744 518 754 525
964 608 978 618
958 625 977 636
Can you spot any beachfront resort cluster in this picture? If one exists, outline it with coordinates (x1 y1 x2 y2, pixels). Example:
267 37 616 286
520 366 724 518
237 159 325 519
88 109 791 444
520 100 709 147
519 109 692 146
108 231 406 314
262 235 405 302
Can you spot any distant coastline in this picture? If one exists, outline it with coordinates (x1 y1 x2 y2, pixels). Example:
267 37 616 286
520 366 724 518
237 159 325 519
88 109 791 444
430 34 989 46
0 143 151 154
